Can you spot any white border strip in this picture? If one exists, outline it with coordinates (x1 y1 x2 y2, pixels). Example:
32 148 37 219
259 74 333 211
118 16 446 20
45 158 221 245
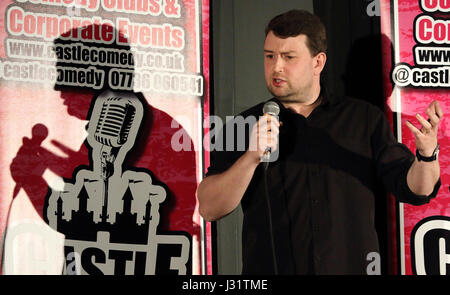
198 104 207 275
194 0 208 275
392 0 406 275
196 0 202 74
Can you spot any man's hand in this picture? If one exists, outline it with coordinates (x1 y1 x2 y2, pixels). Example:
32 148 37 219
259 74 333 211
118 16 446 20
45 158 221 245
405 100 442 196
406 100 443 156
198 114 281 221
247 114 281 163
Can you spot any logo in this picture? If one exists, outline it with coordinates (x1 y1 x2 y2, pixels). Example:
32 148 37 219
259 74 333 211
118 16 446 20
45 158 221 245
411 216 450 275
43 90 191 275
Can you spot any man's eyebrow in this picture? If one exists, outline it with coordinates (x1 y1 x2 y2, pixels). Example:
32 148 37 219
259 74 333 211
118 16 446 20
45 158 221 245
263 50 296 54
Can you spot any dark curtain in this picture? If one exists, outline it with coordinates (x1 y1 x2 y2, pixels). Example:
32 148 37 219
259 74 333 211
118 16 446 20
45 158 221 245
314 0 392 275
314 0 384 109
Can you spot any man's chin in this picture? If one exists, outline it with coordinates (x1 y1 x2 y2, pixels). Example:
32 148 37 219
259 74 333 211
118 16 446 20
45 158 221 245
268 87 289 99
268 90 296 102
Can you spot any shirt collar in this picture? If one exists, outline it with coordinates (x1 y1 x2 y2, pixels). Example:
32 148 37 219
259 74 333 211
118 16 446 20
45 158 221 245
268 87 340 114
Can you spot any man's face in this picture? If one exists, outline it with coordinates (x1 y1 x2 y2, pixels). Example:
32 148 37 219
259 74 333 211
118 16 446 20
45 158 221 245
264 31 323 104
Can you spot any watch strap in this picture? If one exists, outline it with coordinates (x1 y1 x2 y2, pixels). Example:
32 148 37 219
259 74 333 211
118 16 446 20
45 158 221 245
416 144 439 162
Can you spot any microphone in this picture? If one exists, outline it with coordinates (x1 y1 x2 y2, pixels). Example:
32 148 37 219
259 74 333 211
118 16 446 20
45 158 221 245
261 101 280 274
94 96 136 179
261 101 280 164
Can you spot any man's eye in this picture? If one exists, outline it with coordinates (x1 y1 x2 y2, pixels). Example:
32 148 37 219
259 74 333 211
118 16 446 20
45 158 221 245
265 55 274 59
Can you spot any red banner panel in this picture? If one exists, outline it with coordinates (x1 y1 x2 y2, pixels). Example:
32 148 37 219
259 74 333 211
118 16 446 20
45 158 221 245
380 0 450 275
0 0 211 275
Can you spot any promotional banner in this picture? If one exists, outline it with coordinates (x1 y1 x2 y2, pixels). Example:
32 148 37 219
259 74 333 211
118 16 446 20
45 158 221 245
0 0 211 275
380 0 450 274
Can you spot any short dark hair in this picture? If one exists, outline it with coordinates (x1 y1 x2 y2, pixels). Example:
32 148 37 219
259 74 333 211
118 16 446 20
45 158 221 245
265 10 327 56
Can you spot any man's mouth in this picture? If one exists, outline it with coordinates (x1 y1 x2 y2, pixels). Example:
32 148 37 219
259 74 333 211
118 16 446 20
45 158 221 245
272 78 285 87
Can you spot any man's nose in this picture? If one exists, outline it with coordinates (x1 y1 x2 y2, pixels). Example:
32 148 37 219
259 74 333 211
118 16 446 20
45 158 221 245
273 56 284 73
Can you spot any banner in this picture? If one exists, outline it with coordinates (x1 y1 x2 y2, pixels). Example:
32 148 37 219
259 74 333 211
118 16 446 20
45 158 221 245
380 0 450 275
0 0 211 275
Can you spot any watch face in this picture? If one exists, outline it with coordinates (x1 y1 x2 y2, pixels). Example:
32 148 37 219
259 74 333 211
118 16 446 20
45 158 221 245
434 144 440 157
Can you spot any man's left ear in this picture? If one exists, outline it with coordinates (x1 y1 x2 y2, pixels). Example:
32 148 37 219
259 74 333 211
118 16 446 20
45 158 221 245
314 52 327 76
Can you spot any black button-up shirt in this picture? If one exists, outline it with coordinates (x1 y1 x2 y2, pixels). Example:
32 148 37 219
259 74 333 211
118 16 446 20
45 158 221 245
206 94 440 275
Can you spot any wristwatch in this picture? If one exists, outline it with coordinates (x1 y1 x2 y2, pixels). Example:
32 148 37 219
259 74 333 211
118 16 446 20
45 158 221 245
416 144 439 162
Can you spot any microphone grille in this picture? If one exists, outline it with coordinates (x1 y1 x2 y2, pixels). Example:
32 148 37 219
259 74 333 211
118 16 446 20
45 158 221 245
263 101 280 116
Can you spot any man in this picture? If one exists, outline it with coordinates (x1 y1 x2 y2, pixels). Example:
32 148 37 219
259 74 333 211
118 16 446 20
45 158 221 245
197 10 442 274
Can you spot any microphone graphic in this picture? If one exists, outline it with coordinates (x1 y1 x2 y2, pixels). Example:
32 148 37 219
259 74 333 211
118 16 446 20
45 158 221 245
261 101 280 165
93 96 136 223
94 97 136 179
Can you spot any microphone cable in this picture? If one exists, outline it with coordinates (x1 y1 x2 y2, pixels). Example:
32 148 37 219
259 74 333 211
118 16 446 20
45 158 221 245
263 162 278 275
261 101 280 274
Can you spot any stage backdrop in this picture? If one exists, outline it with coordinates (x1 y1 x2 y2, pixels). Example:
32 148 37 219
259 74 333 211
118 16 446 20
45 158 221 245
380 0 450 275
0 0 211 275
